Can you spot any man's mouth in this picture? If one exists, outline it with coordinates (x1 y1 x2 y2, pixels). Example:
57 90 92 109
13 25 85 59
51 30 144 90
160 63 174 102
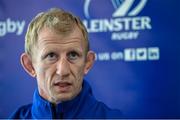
54 82 72 92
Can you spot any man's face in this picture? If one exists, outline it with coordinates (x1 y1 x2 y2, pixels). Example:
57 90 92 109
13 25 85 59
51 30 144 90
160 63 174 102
32 26 88 103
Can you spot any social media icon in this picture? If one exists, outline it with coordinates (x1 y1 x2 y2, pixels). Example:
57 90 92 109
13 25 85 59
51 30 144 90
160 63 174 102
136 48 147 61
124 48 135 61
148 47 160 60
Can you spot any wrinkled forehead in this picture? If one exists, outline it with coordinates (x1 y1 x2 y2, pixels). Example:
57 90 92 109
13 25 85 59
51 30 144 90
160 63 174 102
36 25 85 50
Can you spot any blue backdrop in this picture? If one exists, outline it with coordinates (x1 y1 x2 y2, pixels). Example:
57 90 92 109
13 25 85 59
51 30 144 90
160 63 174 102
0 0 180 118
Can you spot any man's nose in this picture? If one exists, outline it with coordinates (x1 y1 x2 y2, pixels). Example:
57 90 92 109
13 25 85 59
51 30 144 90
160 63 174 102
56 58 70 78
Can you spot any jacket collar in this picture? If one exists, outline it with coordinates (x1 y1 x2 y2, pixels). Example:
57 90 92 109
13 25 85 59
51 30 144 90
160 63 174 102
31 80 95 118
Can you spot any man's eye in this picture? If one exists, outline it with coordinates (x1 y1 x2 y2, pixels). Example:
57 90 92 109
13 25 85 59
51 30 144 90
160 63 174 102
46 52 57 60
68 51 79 60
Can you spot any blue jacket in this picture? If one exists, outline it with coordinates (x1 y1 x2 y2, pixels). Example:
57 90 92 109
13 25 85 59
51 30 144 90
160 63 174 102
10 80 122 119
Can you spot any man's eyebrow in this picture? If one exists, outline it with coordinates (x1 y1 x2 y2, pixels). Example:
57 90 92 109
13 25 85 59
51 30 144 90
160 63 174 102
68 47 83 53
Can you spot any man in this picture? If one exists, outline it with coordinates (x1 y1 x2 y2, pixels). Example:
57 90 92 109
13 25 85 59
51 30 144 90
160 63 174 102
10 8 122 119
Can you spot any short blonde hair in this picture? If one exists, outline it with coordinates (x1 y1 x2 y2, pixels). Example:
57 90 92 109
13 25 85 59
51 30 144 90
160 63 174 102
25 8 89 57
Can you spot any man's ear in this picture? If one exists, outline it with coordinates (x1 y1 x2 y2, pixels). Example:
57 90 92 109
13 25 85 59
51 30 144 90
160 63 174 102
20 53 36 77
84 51 95 75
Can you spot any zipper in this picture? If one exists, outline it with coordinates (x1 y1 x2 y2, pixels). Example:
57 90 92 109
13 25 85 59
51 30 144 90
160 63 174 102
51 104 57 119
60 112 63 119
51 103 64 119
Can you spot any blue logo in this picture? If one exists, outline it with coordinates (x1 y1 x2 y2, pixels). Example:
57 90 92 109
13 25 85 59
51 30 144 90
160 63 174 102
84 0 147 18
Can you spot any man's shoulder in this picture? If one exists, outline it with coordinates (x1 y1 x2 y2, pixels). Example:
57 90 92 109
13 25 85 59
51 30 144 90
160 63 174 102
81 81 123 118
95 101 123 118
82 97 123 118
9 103 32 119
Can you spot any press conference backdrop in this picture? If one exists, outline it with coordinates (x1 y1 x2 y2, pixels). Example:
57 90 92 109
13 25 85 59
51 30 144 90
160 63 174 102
0 0 180 118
